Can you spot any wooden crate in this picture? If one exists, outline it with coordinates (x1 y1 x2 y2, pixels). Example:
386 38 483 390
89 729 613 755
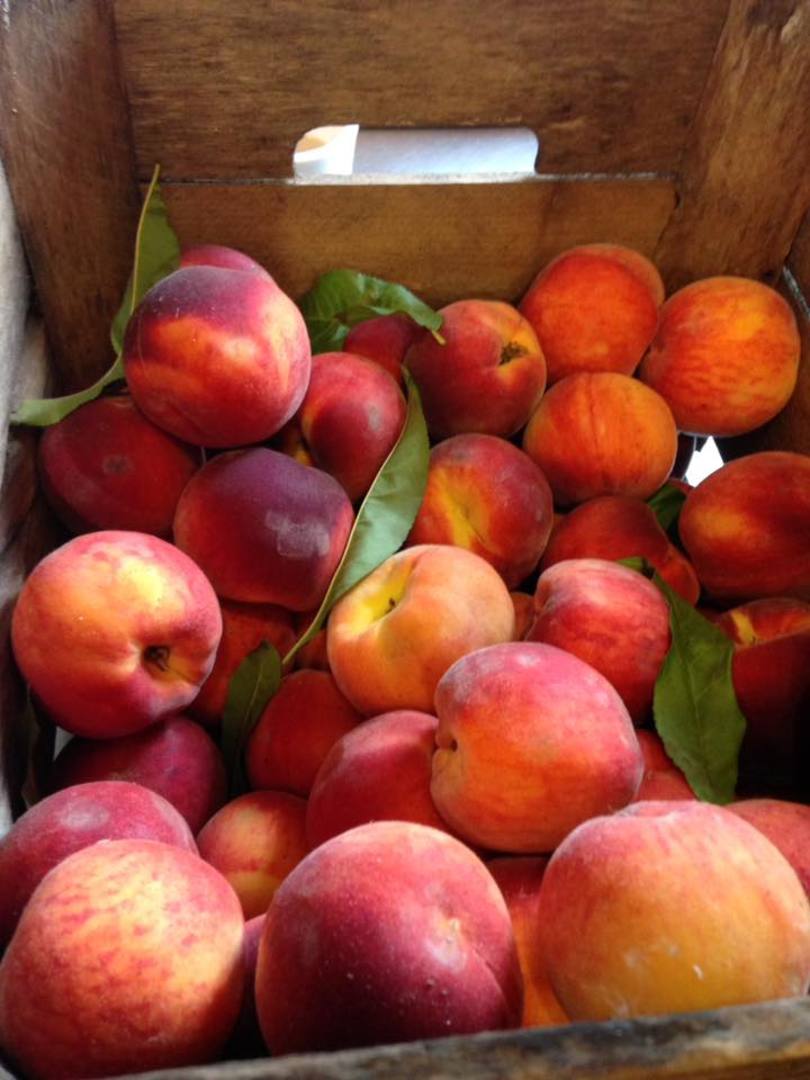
0 1 809 1077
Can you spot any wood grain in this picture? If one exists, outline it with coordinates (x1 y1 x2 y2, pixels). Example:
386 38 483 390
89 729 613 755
160 177 676 306
113 0 728 180
654 0 810 290
0 0 141 393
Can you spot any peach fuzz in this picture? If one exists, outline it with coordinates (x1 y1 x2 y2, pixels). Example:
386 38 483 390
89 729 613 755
540 494 700 604
0 780 197 948
298 352 407 502
729 799 810 896
431 642 643 853
344 311 421 384
326 544 515 715
191 600 297 727
678 451 810 601
11 530 222 738
246 670 362 797
174 448 354 610
638 276 800 436
633 731 696 801
47 716 227 834
488 857 568 1028
123 264 310 447
37 394 200 537
406 434 554 588
528 559 671 723
196 791 308 919
404 299 546 438
0 839 245 1079
538 801 810 1022
523 372 677 506
519 243 662 384
255 821 522 1054
305 710 450 849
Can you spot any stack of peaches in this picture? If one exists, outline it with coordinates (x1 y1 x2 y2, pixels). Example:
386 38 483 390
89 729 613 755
1 242 809 1079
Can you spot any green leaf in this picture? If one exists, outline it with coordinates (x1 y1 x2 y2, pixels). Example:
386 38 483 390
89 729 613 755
284 370 429 666
11 164 180 427
652 574 746 805
617 556 654 577
221 642 282 796
647 482 687 534
298 269 443 354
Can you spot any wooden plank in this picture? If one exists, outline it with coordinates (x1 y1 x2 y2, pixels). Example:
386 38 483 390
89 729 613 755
114 0 728 180
160 177 676 306
789 212 810 298
654 0 810 290
0 0 141 393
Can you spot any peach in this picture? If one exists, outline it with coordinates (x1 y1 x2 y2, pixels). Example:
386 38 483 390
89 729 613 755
729 799 810 896
510 591 535 640
344 312 421 384
0 781 196 948
11 530 222 737
488 857 568 1028
528 559 671 723
633 730 696 801
540 494 701 604
326 544 515 715
431 642 643 853
0 839 244 1078
180 244 271 277
679 452 810 601
174 448 354 610
122 264 310 447
47 716 227 833
270 416 316 467
191 600 297 727
406 434 554 588
519 244 662 384
37 394 200 537
305 710 450 849
255 821 522 1053
292 609 330 671
246 670 362 796
538 801 810 1021
226 914 266 1058
196 791 309 919
297 352 407 502
638 276 800 436
404 299 546 438
523 372 677 506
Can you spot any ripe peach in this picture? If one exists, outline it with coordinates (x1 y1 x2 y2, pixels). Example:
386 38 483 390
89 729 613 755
174 448 354 610
510 591 535 640
639 277 800 437
180 244 271 277
519 244 662 384
0 781 196 948
196 791 308 919
679 452 810 601
292 609 330 672
246 670 362 797
540 494 700 604
47 716 227 833
528 559 671 723
11 530 222 737
226 914 266 1058
0 839 245 1078
306 710 450 849
191 600 297 728
406 434 554 588
488 857 568 1028
344 312 421 384
297 352 407 502
523 372 677 506
633 731 696 801
729 799 810 896
405 299 546 438
539 801 810 1021
37 395 200 537
122 265 310 447
326 544 515 715
255 821 522 1053
431 642 643 853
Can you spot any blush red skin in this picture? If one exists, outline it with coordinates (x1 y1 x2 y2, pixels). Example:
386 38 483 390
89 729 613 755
730 799 810 896
344 313 421 385
633 730 696 801
37 395 200 537
173 448 354 610
180 245 272 277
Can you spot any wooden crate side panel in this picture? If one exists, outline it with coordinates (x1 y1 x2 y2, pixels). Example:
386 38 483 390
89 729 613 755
160 177 675 305
789 212 810 299
113 0 729 180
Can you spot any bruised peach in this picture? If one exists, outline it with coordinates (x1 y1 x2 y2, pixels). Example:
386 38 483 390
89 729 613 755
344 312 421 385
